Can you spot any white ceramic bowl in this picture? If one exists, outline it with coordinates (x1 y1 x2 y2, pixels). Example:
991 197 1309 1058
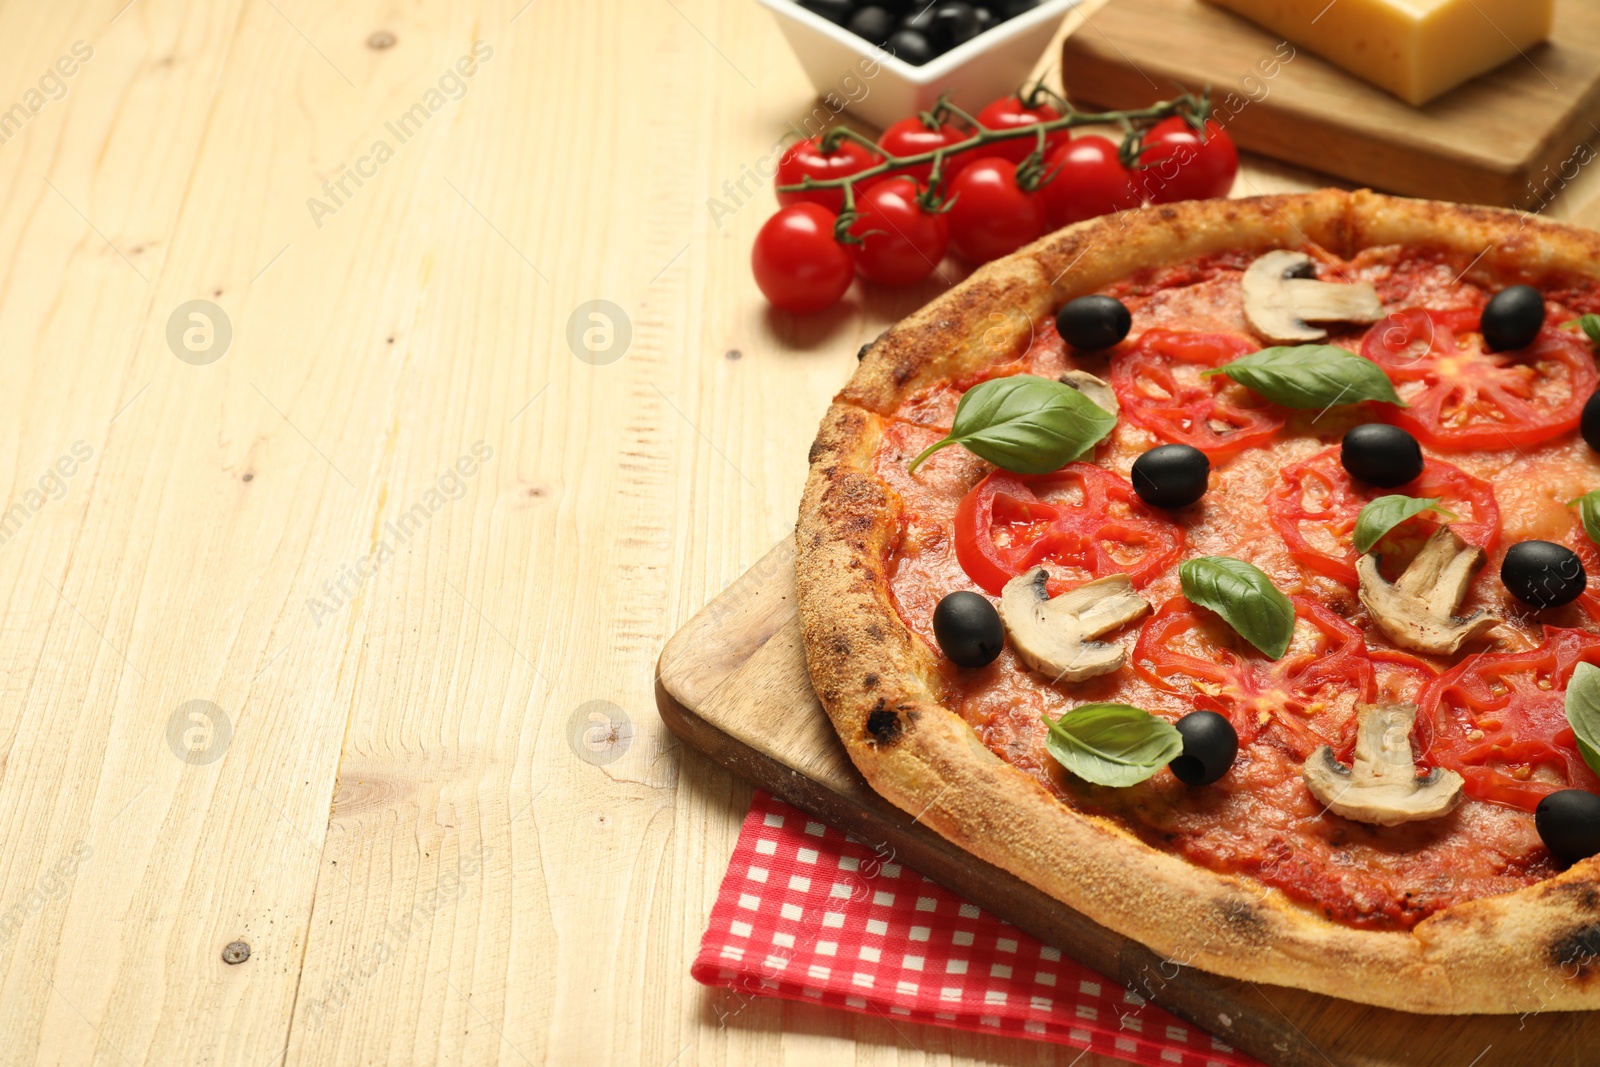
757 0 1083 131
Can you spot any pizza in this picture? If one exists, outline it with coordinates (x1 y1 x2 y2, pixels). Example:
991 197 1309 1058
794 189 1600 1014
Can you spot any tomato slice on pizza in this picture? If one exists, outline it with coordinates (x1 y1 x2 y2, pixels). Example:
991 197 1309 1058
1130 593 1439 752
1268 446 1500 588
953 464 1185 596
1362 307 1598 450
1110 328 1285 459
1418 627 1600 810
1132 595 1378 757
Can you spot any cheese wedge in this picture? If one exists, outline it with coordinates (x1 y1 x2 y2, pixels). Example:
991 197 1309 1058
1203 0 1555 106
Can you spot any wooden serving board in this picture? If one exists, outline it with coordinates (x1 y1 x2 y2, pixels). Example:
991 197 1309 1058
656 536 1600 1067
1060 0 1600 208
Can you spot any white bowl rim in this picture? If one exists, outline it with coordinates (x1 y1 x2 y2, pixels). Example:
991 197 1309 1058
755 0 1083 87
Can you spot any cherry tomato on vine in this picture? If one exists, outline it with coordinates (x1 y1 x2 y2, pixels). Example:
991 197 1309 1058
846 177 949 288
775 137 883 214
1135 117 1238 204
976 95 1069 164
751 204 856 313
877 116 976 186
945 158 1047 264
1041 135 1141 227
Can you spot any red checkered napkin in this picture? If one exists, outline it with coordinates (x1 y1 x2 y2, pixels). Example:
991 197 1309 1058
693 792 1261 1067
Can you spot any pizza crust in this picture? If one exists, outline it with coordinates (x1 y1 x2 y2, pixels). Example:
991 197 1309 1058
796 191 1600 1014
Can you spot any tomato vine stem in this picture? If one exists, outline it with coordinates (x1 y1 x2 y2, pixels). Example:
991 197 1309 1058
782 89 1208 196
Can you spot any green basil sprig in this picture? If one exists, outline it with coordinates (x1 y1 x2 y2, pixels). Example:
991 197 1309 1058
1353 495 1457 554
1565 662 1600 777
908 374 1117 475
1179 555 1295 660
1041 703 1183 788
1571 489 1600 548
1203 345 1404 409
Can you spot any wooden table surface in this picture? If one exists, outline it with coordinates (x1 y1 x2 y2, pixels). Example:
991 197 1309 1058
2 2 1596 1065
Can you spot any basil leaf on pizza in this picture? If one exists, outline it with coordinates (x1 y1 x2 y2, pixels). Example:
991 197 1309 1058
1179 555 1295 660
1571 313 1600 348
1565 662 1600 778
907 374 1117 475
1352 495 1457 554
1204 345 1405 409
1572 488 1600 548
1040 703 1183 788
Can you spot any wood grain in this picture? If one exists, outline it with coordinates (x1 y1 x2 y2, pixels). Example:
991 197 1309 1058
0 0 1590 1064
1062 0 1600 208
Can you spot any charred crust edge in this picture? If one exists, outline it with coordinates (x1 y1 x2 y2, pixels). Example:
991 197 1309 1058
866 704 902 746
1549 921 1600 979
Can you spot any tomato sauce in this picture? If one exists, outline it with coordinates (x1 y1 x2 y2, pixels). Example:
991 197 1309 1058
874 246 1600 929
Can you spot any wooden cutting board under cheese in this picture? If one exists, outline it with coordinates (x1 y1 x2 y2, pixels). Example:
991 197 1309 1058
1061 0 1600 208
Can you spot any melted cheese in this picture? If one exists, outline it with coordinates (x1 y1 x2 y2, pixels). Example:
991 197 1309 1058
1204 0 1555 105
